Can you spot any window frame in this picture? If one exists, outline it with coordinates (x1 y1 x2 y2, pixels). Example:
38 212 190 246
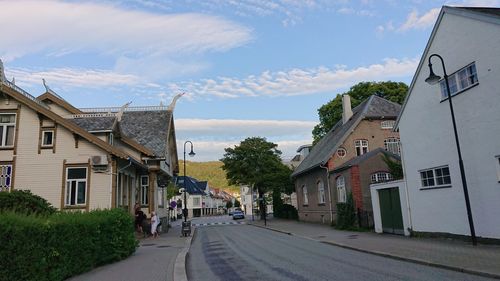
140 175 149 206
495 155 500 183
440 62 478 100
355 139 369 156
302 185 308 206
419 165 452 190
336 176 346 203
0 113 16 148
158 187 165 207
371 172 393 183
384 138 401 155
317 180 325 205
336 147 347 158
381 120 395 129
41 129 55 148
64 167 88 207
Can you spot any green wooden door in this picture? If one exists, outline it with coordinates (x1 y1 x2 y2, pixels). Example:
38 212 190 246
378 188 404 235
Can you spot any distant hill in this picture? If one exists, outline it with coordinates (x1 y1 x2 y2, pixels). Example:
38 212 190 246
179 161 239 194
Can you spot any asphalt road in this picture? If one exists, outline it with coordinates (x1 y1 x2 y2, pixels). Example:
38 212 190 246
187 224 495 281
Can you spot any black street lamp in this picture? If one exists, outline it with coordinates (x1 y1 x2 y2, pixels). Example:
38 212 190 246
183 141 195 223
425 53 477 246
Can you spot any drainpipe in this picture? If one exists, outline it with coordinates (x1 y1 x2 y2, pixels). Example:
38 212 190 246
399 141 413 234
320 162 333 224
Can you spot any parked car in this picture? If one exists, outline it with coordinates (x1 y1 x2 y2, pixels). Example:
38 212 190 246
232 210 245 220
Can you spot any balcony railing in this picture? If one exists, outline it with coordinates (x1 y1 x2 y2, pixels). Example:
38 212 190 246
2 80 49 109
79 106 168 113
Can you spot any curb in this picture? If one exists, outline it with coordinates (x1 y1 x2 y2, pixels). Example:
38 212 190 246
173 227 196 281
249 224 500 280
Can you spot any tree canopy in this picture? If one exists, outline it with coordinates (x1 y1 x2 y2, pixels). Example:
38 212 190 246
312 81 408 144
220 137 293 218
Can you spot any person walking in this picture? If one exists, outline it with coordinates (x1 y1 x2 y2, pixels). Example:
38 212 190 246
150 211 159 238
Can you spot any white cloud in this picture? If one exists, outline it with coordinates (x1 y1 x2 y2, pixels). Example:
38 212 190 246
0 0 252 61
6 67 141 89
175 118 315 161
398 8 440 31
169 58 419 99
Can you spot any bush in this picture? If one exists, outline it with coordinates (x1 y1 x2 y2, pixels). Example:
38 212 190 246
275 204 298 220
0 208 137 281
0 190 56 216
336 193 356 230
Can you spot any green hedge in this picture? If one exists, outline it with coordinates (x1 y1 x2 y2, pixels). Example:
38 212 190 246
336 193 356 230
0 190 56 216
0 208 137 281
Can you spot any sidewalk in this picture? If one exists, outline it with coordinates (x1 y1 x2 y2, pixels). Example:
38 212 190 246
249 218 500 279
68 219 189 281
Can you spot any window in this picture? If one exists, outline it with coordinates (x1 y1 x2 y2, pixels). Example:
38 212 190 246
384 138 400 155
420 166 451 189
371 172 393 183
337 148 347 158
193 197 201 207
381 120 395 129
496 156 500 182
108 133 114 145
117 174 130 207
0 164 12 192
158 187 165 207
65 167 87 206
302 185 308 205
0 114 16 148
440 63 478 99
42 130 54 147
355 140 368 156
317 180 325 204
140 175 149 205
336 176 346 203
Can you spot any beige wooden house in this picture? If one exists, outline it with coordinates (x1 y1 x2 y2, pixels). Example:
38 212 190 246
0 62 179 218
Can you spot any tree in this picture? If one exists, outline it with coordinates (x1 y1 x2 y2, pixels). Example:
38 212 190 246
220 137 290 219
312 81 408 143
234 199 241 208
226 201 233 209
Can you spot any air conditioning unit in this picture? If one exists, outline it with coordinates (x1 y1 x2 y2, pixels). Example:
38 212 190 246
91 155 109 167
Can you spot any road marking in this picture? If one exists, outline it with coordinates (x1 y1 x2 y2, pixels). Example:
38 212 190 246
192 221 247 227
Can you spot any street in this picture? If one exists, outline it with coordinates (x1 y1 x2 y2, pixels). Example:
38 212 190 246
187 218 495 281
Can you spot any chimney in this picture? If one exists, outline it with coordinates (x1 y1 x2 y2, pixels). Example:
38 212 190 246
342 94 353 124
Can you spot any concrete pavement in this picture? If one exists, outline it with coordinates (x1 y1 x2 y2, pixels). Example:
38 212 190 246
68 218 191 281
249 217 500 280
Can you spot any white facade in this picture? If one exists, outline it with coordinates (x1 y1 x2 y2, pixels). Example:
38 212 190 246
397 7 500 239
240 185 254 215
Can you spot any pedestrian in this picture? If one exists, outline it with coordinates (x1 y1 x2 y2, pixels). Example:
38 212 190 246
135 204 145 234
150 211 159 238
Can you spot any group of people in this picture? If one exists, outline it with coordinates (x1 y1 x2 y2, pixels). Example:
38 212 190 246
134 203 160 238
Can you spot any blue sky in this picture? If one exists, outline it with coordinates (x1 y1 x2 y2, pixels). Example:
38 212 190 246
1 0 498 161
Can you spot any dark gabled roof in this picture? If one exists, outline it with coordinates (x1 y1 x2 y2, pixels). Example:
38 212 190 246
331 148 400 173
120 111 171 157
176 176 206 195
197 181 208 191
291 95 401 178
70 116 115 132
454 7 500 17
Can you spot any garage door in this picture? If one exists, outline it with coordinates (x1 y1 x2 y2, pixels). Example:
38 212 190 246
378 187 404 235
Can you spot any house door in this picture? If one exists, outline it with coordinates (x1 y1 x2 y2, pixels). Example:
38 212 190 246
378 188 404 235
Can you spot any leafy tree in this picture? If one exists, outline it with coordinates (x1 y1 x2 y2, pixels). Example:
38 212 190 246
313 81 408 143
220 137 290 219
226 201 233 209
234 199 241 208
382 154 403 180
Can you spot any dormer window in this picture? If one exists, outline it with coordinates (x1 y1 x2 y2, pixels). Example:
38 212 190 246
381 120 395 129
42 130 54 147
355 139 368 156
108 133 114 145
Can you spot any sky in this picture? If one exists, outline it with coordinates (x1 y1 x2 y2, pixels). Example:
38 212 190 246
1 0 498 161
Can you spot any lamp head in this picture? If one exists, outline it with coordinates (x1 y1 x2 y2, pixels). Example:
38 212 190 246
188 148 195 157
425 63 441 85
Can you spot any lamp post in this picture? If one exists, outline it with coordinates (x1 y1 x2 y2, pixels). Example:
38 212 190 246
183 141 195 223
425 53 477 246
